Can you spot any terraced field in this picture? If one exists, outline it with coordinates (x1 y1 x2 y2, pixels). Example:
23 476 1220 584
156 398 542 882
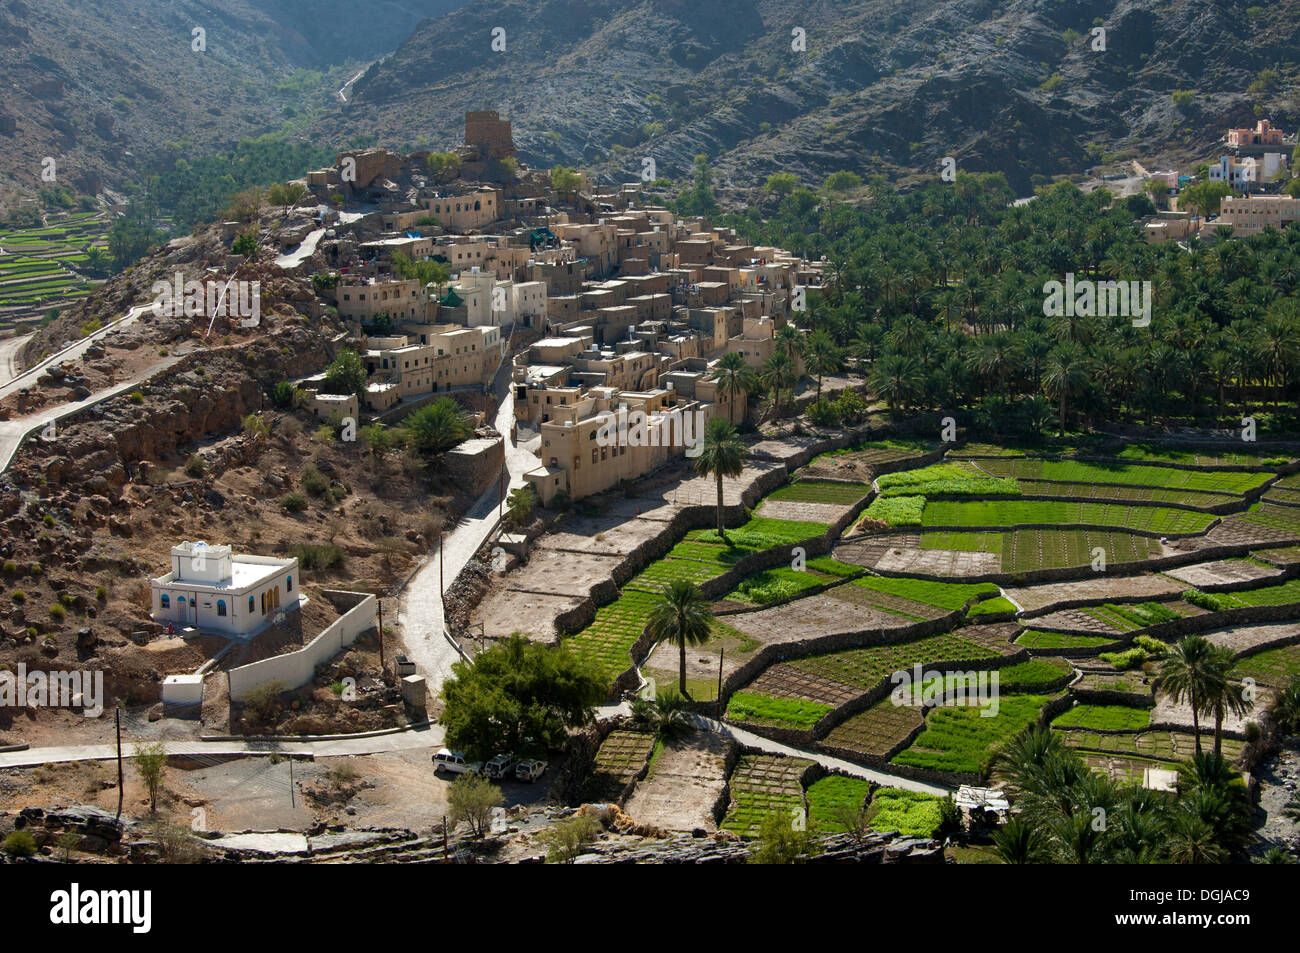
890 693 1054 775
972 458 1273 495
1015 629 1119 650
587 730 657 802
721 754 813 836
920 499 1216 534
788 629 1010 692
0 212 109 317
821 697 925 758
1234 643 1300 687
1059 729 1244 763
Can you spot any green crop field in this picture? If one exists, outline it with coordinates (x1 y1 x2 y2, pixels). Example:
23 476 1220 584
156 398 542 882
805 775 872 832
1001 529 1162 571
1112 444 1293 468
866 787 947 838
1238 504 1300 536
890 693 1052 775
726 691 833 729
1053 703 1151 731
721 754 813 837
688 517 829 549
624 557 724 592
921 499 1215 534
1015 629 1119 649
850 575 999 611
1183 578 1300 611
727 565 835 604
790 631 1002 691
767 480 871 504
1233 644 1300 687
967 595 1017 617
565 589 661 678
1080 601 1184 632
822 697 925 757
975 458 1272 494
1016 480 1237 509
876 462 1020 498
863 495 925 526
996 657 1073 690
1060 729 1244 763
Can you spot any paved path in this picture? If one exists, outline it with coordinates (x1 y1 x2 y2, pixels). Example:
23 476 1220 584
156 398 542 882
0 333 32 387
0 723 444 769
690 714 952 796
395 351 539 696
0 305 148 404
0 352 186 473
274 211 366 270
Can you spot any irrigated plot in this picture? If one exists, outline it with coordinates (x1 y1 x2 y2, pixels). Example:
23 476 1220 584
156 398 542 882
1016 480 1238 509
973 458 1272 495
1015 629 1120 650
586 730 657 802
1234 642 1300 688
565 589 660 679
1164 557 1283 588
1005 573 1183 612
724 589 918 647
922 499 1215 535
1060 729 1244 764
721 753 814 837
890 693 1054 776
821 696 925 759
787 628 1012 693
623 732 735 832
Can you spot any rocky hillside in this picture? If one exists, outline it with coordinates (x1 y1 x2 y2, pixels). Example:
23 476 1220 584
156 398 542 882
317 0 1300 195
0 0 471 195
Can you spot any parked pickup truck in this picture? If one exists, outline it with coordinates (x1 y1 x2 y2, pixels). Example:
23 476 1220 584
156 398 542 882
515 759 548 783
433 748 482 775
484 753 519 781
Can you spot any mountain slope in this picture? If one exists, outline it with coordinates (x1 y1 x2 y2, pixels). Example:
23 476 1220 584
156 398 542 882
319 0 1300 195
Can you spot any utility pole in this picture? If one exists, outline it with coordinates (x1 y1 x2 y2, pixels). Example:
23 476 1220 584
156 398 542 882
289 755 295 808
377 596 385 672
716 648 725 719
114 706 123 822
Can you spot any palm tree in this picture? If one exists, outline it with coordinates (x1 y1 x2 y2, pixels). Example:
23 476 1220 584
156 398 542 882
760 351 797 416
869 353 923 413
804 330 842 402
505 485 535 527
991 817 1043 864
775 323 803 362
1041 342 1089 437
694 417 747 541
646 579 714 696
1158 635 1218 755
1203 645 1252 758
710 351 756 426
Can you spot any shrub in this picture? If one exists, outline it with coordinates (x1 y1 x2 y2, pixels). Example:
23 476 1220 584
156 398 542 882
300 465 329 497
1 831 37 857
49 603 66 620
128 390 145 405
806 397 841 428
280 492 308 513
185 454 206 478
1183 588 1235 612
95 586 107 601
11 590 25 604
1098 647 1146 670
293 543 343 570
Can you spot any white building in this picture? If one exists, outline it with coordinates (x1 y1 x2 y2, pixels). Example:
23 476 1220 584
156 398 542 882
150 541 299 637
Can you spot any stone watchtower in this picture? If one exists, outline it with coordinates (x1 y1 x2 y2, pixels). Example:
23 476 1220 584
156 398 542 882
464 110 515 161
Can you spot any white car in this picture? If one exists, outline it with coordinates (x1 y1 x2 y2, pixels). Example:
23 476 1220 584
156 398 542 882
433 748 482 775
515 759 548 783
484 753 519 780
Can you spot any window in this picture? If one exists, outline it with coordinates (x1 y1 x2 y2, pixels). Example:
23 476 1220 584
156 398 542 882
217 600 227 617
592 449 598 464
160 594 170 609
249 596 255 613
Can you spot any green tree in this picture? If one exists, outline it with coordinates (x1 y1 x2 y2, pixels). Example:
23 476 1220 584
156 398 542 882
1158 635 1218 755
646 580 714 696
764 172 797 195
448 772 503 838
506 485 535 527
403 397 472 455
134 742 168 814
748 810 817 864
710 351 757 425
322 348 367 397
760 351 798 415
439 635 606 760
693 417 748 540
805 330 842 402
550 166 584 192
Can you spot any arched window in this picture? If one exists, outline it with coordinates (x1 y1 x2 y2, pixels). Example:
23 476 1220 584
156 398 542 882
217 600 227 617
249 596 255 613
177 596 186 606
286 576 293 592
160 594 170 609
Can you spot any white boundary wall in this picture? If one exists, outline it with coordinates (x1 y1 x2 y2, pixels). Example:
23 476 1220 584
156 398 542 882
227 593 377 702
